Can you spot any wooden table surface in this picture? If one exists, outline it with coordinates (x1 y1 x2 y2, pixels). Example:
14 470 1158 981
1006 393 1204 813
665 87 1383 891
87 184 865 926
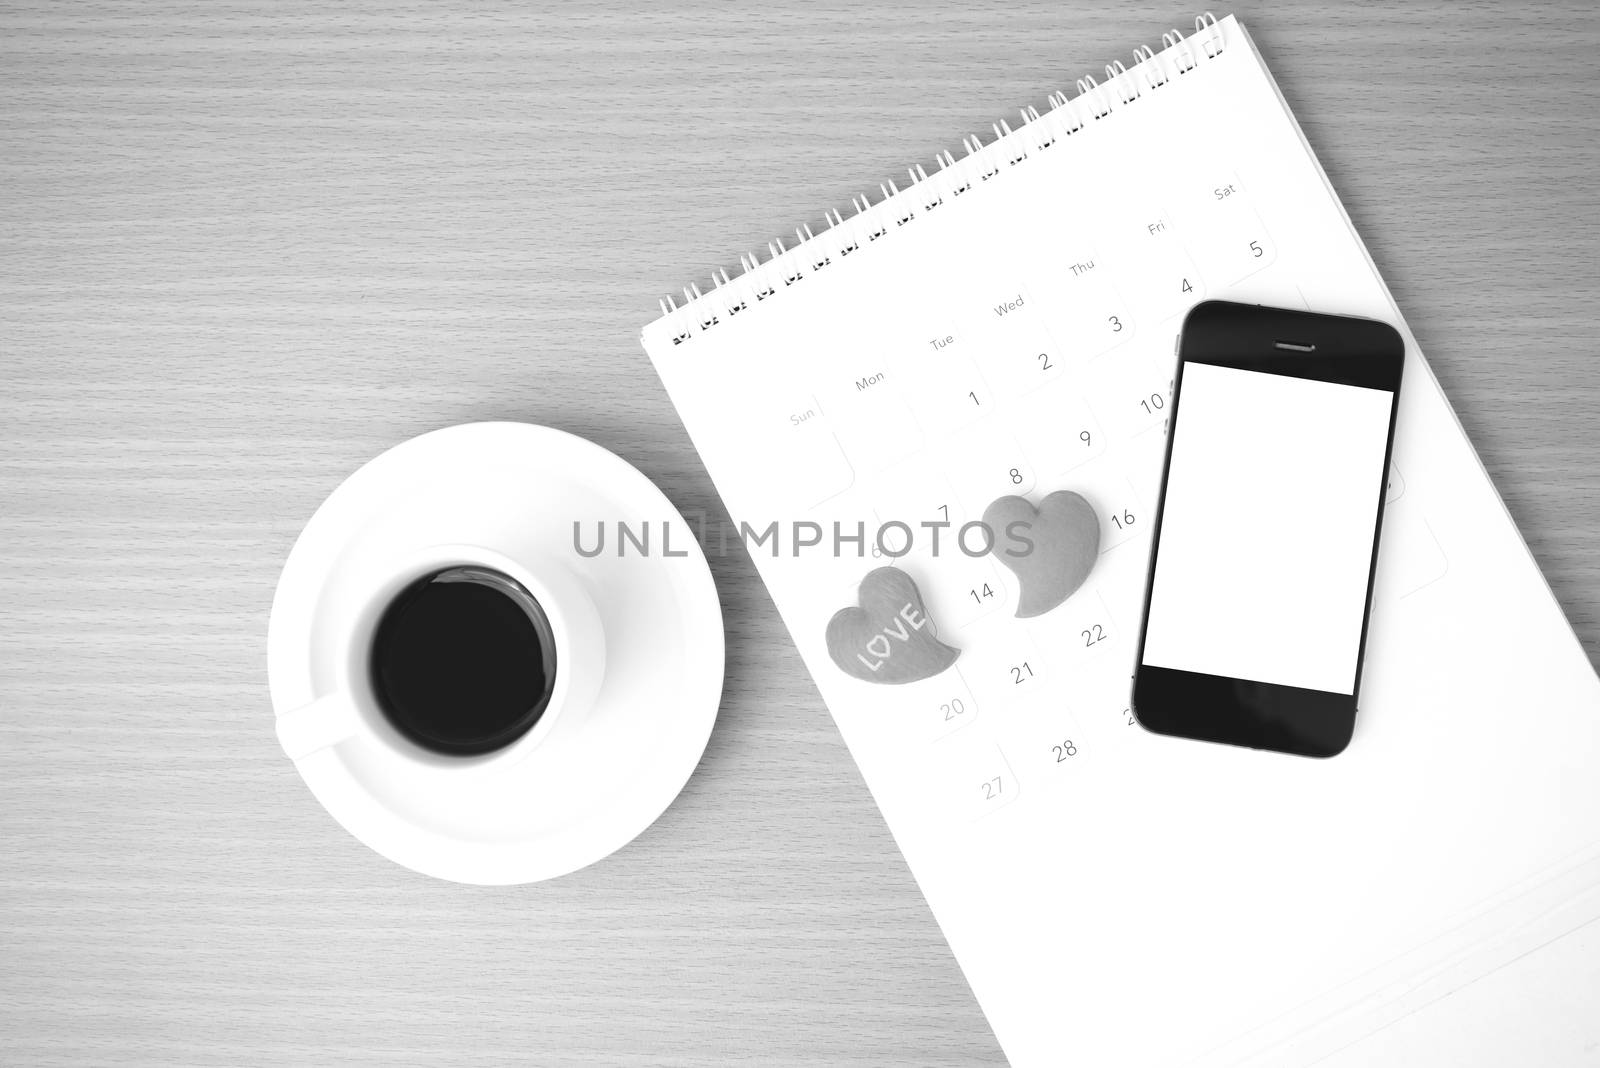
4 2 1599 1064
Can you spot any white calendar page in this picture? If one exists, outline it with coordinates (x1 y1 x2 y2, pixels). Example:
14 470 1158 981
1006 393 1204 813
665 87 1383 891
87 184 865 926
642 17 1600 1066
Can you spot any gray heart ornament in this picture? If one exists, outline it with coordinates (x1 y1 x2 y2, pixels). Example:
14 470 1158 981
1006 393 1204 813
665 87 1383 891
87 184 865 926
984 491 1101 618
826 567 960 685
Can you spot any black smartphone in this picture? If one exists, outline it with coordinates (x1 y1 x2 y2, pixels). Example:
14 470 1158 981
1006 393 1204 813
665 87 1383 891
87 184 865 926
1131 301 1404 758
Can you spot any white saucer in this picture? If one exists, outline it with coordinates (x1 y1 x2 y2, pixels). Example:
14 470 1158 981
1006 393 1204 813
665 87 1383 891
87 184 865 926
267 423 724 884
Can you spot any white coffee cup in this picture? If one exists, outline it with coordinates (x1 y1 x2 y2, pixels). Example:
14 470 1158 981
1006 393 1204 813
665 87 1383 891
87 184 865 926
274 542 606 772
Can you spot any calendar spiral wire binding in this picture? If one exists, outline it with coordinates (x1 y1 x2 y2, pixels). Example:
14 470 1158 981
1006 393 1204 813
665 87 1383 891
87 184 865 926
657 13 1226 346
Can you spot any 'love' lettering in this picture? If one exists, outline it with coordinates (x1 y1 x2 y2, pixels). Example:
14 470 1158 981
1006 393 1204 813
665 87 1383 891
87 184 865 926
827 570 957 685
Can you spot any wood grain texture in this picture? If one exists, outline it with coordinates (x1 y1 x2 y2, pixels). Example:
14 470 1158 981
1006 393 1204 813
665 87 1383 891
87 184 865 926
2 2 1598 1064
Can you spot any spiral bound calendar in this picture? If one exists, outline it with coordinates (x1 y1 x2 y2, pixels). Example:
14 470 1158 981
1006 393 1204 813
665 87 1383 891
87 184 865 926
642 15 1600 1066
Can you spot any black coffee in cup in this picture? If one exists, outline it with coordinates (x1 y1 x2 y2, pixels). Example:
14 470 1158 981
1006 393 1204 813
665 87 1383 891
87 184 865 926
370 567 558 756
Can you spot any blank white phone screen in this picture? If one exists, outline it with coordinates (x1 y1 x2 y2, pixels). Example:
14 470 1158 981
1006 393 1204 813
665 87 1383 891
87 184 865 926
1141 361 1394 695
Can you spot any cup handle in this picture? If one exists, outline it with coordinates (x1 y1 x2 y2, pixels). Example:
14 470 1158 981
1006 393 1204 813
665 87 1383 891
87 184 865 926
276 692 361 761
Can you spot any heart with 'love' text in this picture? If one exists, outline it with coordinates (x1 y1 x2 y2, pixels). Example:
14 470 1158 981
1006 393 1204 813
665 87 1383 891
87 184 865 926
826 567 959 685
